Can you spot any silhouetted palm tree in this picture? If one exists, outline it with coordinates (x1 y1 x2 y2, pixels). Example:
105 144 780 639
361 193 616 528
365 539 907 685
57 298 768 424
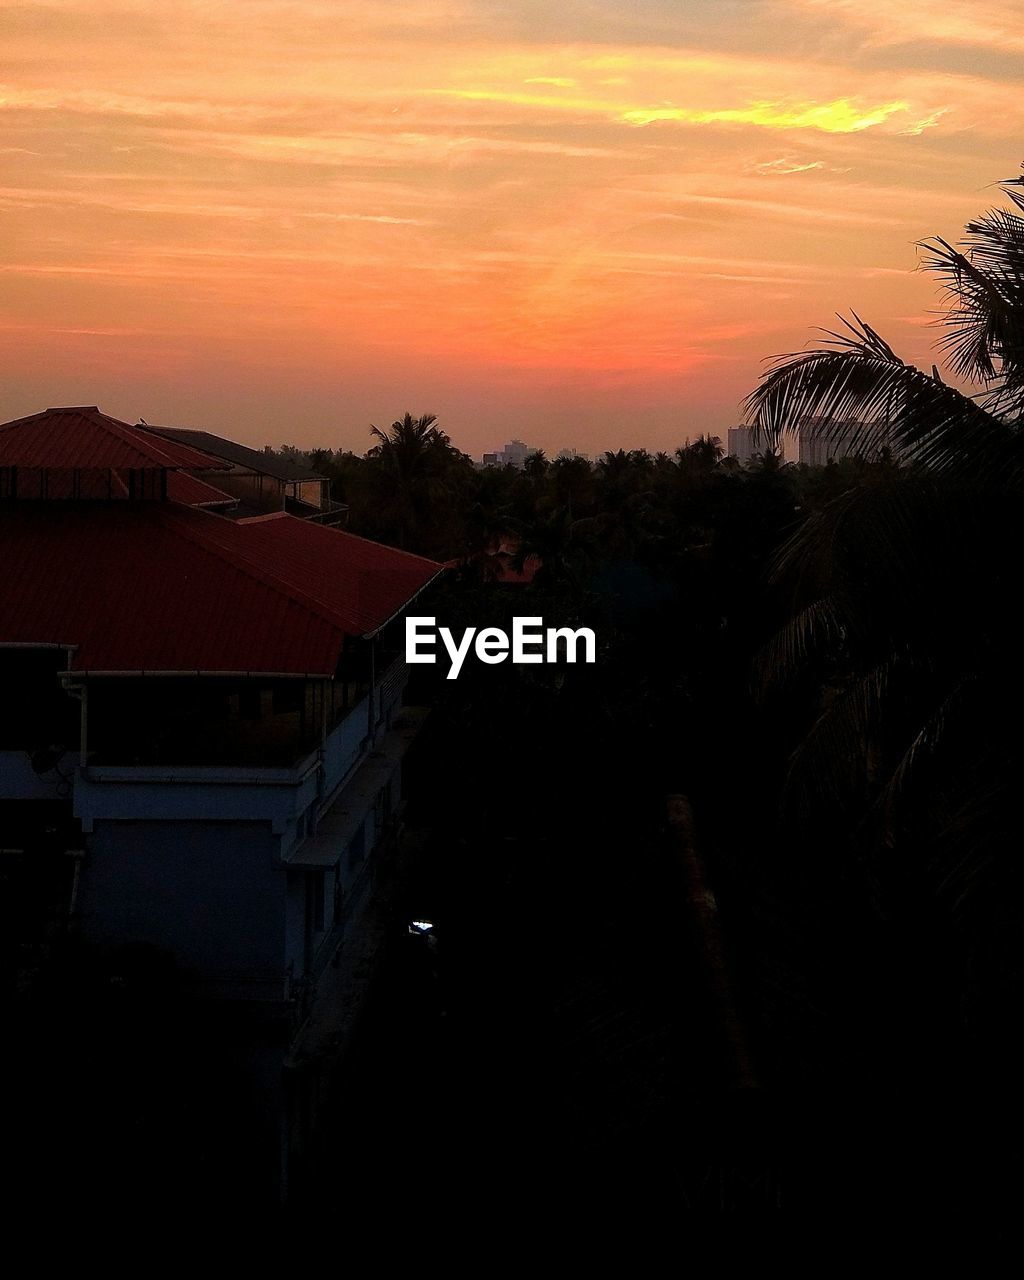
522 450 549 480
745 167 1024 943
549 454 595 517
366 412 468 553
511 506 595 592
746 169 1024 479
675 434 724 474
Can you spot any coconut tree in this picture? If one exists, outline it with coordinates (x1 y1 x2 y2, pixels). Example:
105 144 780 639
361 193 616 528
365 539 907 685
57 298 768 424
743 170 1024 1040
365 412 470 553
675 434 724 476
746 169 1024 479
549 453 595 517
510 504 597 593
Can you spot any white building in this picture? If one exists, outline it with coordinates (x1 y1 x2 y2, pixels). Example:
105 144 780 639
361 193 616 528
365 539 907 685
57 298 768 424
798 419 863 466
727 425 757 465
0 404 443 1202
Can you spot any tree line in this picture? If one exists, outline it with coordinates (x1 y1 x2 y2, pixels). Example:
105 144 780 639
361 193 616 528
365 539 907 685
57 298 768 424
274 166 1024 1157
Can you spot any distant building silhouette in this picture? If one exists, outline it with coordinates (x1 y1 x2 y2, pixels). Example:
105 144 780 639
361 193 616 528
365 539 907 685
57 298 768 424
481 439 536 469
727 425 757 465
799 417 854 466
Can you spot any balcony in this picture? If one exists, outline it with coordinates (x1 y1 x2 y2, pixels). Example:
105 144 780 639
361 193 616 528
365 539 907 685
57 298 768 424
286 706 427 870
71 659 412 831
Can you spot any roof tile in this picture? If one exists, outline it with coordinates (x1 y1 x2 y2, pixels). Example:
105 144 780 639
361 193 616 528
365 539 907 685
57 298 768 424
0 503 441 675
0 407 230 471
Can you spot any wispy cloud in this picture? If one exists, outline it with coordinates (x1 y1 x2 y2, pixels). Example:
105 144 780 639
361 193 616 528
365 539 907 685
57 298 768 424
621 98 909 133
749 157 854 176
0 185 433 224
432 88 929 136
899 107 949 135
788 0 1024 55
0 1 1020 453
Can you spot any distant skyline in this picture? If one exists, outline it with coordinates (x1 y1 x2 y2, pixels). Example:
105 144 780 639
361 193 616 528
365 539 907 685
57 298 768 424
3 1 1023 457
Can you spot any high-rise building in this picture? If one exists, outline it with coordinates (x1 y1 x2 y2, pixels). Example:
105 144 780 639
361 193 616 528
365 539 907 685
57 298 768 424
798 418 863 466
727 425 757 464
481 439 536 469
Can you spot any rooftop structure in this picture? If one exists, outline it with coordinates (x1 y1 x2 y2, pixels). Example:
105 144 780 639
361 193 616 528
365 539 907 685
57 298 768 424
0 503 438 675
140 425 347 523
727 425 757 465
0 404 442 1198
481 439 537 469
0 405 227 472
0 405 228 500
798 417 871 467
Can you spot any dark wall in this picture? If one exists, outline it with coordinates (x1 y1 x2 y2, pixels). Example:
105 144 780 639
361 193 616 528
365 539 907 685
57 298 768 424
79 819 284 978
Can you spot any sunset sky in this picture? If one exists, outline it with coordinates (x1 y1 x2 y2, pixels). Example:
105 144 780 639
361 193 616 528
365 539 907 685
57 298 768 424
3 0 1023 457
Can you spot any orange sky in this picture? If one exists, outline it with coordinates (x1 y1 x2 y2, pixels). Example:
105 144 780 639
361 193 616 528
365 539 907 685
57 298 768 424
2 0 1023 457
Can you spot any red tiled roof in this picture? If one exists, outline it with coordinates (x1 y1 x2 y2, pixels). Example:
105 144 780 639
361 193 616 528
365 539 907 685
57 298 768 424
0 406 229 471
8 469 131 499
166 470 235 507
0 504 442 675
232 513 443 635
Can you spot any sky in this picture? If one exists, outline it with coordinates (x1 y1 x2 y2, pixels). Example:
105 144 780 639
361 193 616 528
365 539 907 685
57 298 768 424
2 0 1023 459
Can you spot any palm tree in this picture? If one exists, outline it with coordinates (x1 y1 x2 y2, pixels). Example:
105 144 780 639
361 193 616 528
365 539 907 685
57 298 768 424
549 454 595 517
743 168 1024 973
675 434 724 474
365 412 468 553
522 449 549 480
368 412 451 474
596 448 655 509
510 505 596 592
746 169 1024 479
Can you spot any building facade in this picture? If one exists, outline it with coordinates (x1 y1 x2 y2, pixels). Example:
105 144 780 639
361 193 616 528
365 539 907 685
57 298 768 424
140 423 348 524
0 406 441 1198
727 425 757 465
481 439 536 468
798 417 864 466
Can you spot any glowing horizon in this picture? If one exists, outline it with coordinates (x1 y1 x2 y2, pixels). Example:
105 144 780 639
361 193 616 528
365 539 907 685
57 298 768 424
2 0 1023 458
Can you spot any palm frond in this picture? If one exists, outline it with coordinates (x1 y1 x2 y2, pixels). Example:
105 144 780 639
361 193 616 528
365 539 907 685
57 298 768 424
753 595 845 691
782 660 894 817
880 675 973 822
922 227 1024 411
745 315 1021 481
